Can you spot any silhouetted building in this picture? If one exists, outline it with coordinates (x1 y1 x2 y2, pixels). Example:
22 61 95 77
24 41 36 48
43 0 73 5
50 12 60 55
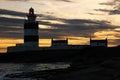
51 39 68 49
51 39 90 49
24 7 39 47
7 8 108 53
90 38 108 47
7 8 40 52
68 45 90 49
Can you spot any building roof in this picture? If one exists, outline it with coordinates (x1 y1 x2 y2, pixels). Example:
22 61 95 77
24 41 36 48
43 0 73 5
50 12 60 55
52 40 68 43
90 39 107 43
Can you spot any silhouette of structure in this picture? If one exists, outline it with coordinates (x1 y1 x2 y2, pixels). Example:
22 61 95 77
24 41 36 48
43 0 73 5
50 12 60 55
7 8 108 53
24 7 39 47
7 8 40 52
51 39 68 49
90 38 108 47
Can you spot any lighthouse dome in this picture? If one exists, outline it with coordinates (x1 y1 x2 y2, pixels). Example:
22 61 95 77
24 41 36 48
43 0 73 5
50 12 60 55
29 7 34 15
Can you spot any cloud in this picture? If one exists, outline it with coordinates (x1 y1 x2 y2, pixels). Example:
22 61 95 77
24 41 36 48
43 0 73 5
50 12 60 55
87 13 104 15
56 0 72 2
100 0 120 6
5 0 72 2
0 9 119 39
94 9 120 15
0 9 60 38
0 9 26 38
97 0 120 15
100 1 115 6
0 9 26 17
0 17 24 38
39 18 118 38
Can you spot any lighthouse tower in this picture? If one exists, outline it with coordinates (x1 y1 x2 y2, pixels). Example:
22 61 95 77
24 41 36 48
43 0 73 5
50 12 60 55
24 7 39 47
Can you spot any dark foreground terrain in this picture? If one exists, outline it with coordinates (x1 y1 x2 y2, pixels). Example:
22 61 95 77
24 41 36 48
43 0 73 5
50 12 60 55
0 46 120 63
3 46 120 80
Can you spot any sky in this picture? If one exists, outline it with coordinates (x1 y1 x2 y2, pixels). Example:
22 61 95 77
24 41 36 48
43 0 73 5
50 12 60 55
1 0 120 53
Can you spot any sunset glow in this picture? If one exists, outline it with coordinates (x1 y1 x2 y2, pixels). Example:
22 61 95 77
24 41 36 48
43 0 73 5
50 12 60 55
1 0 120 53
39 39 51 47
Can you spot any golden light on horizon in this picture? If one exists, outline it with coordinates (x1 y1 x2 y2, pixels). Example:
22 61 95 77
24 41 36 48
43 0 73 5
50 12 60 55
0 36 120 53
0 44 16 48
108 44 118 47
0 30 97 53
68 38 90 45
0 38 23 53
39 39 51 47
1 0 120 53
0 38 90 53
0 49 7 53
94 30 120 39
57 36 90 45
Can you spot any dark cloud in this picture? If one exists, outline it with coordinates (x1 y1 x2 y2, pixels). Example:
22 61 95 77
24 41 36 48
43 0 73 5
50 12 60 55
0 9 26 38
94 9 120 15
100 0 120 6
0 9 26 17
108 10 120 15
100 2 115 6
0 17 24 38
39 18 117 38
97 0 120 15
87 13 104 15
0 9 118 39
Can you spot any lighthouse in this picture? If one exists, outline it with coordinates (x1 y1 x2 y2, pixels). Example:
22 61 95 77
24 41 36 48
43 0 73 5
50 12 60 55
7 8 39 52
24 7 39 47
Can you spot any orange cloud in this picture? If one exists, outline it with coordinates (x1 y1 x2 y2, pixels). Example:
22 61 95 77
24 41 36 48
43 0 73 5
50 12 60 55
93 30 120 39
